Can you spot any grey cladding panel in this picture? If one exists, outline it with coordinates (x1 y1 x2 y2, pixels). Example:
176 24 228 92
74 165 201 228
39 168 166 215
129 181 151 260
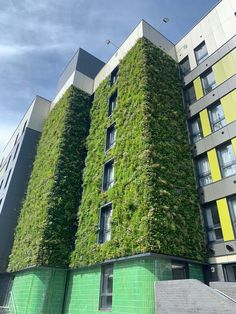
0 128 40 272
76 48 105 79
57 48 105 93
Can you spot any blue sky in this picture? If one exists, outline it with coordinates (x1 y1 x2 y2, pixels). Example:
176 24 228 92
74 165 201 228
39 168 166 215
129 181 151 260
0 0 219 152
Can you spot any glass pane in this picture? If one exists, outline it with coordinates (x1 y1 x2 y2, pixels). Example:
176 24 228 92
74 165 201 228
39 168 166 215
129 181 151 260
180 57 190 75
102 266 113 294
230 198 236 221
206 208 214 227
211 206 220 225
208 230 215 242
101 296 112 309
191 118 202 143
215 227 223 240
219 144 236 177
209 103 226 131
202 70 216 94
185 85 196 105
108 164 114 187
195 42 208 64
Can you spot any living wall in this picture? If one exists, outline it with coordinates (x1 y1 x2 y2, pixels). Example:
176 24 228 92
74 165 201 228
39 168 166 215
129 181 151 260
8 86 91 272
71 38 206 268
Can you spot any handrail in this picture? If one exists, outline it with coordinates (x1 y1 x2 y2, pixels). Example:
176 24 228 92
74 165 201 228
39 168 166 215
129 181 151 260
214 288 236 304
9 291 17 314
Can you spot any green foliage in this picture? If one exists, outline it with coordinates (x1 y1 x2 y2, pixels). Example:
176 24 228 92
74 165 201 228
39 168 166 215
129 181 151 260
71 38 206 268
8 86 91 272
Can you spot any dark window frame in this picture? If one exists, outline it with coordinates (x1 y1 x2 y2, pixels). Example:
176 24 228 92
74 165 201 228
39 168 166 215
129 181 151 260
184 83 196 107
179 56 191 76
217 142 236 178
194 41 208 65
201 68 216 95
98 203 112 244
190 116 203 144
108 90 118 117
228 196 236 236
203 204 223 243
105 123 116 151
103 159 114 191
196 155 212 187
208 101 226 132
110 66 119 86
99 264 113 310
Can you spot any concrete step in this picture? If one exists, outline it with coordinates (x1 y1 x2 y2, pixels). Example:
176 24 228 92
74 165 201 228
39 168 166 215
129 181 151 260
155 279 236 314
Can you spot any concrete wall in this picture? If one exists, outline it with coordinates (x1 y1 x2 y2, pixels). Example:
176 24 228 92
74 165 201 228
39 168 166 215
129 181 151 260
176 0 236 67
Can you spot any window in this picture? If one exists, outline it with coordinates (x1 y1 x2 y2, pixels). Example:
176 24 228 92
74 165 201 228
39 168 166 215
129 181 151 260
14 134 19 145
5 156 11 171
110 66 119 86
0 180 3 190
179 56 190 76
100 264 113 310
208 102 226 132
190 117 202 143
196 156 212 186
205 205 223 242
106 124 116 151
4 169 12 189
201 69 216 95
103 160 114 191
218 143 236 178
184 84 196 106
108 91 117 116
99 204 112 243
22 120 27 134
13 143 20 160
194 41 208 65
172 261 188 280
228 197 236 233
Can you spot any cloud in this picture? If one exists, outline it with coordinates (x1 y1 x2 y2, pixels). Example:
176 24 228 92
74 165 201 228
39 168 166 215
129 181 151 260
0 0 219 155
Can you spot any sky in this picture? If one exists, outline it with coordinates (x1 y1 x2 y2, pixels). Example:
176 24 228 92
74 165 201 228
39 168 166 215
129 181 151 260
0 0 220 153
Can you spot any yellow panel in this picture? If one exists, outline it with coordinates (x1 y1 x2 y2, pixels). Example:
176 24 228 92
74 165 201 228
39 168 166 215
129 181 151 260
221 90 236 124
223 53 236 81
199 109 211 137
231 138 236 157
193 77 204 100
212 61 226 86
216 198 235 241
207 149 222 182
212 49 236 85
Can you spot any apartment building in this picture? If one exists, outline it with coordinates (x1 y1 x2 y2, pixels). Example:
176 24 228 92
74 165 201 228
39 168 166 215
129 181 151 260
176 0 236 282
0 96 50 303
1 0 236 313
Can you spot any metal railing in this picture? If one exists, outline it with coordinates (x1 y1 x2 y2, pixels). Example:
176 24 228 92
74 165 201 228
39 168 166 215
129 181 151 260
214 288 236 304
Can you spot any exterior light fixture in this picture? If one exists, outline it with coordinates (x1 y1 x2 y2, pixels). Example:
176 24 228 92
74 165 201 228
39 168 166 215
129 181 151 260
105 40 119 49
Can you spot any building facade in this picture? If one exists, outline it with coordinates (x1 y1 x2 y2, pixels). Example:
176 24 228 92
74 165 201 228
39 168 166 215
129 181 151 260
176 0 236 283
1 0 236 313
0 96 50 304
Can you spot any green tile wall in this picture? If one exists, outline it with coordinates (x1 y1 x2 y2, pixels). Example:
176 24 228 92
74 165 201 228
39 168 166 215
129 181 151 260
9 267 67 314
189 263 205 282
65 257 172 314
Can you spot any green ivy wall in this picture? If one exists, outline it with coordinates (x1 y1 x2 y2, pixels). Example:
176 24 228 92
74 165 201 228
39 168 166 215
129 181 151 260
8 86 91 272
71 38 206 268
